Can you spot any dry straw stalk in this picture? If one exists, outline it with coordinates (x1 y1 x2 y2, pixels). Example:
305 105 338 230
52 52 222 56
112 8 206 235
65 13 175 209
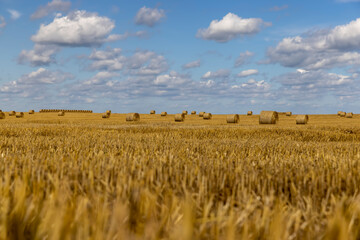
296 115 309 124
203 113 212 120
345 112 353 118
126 113 140 122
174 113 184 122
259 111 278 124
226 114 239 123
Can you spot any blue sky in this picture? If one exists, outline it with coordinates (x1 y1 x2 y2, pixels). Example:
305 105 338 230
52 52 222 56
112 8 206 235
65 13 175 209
0 0 360 114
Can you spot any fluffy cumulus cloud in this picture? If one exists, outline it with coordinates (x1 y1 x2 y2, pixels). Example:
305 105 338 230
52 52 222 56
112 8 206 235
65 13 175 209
7 9 21 20
234 51 254 67
88 48 169 76
18 44 60 66
0 68 74 99
182 60 201 69
267 18 360 70
201 69 230 79
31 10 117 47
237 69 259 78
135 6 165 27
31 0 71 19
273 69 355 100
197 13 271 42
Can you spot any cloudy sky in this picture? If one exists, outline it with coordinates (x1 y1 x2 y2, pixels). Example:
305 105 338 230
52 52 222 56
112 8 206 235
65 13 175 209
0 0 360 114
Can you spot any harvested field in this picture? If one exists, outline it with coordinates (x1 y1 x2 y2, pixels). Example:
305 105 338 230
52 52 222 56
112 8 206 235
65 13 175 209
0 113 359 239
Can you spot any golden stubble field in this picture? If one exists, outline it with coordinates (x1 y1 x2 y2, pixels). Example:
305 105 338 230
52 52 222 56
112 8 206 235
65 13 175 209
0 112 360 239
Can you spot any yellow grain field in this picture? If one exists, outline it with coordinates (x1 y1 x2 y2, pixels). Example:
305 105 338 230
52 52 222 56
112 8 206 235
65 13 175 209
0 112 359 239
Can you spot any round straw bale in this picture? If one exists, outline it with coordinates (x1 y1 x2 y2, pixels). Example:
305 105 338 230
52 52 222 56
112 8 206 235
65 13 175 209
339 112 346 117
337 111 343 116
106 110 111 115
58 111 65 116
16 112 24 118
247 111 253 116
203 113 212 120
286 112 292 116
226 114 239 123
0 112 5 119
182 110 188 115
296 115 309 124
161 112 167 116
191 111 196 115
126 113 140 121
199 112 205 117
29 110 35 114
259 111 277 124
102 114 109 118
9 111 16 116
150 110 156 114
345 112 353 118
175 113 184 122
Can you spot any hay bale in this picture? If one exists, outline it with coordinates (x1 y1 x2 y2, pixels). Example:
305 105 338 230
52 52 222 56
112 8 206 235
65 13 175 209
58 111 65 116
203 113 212 120
345 112 353 118
29 110 35 114
16 112 24 118
126 113 140 122
106 110 111 115
226 114 239 123
0 112 5 119
175 113 184 122
199 112 205 117
339 112 346 117
247 111 253 116
337 111 343 116
150 110 156 114
296 115 309 124
191 111 196 115
182 110 188 115
161 112 167 116
286 112 292 116
9 111 16 116
259 111 277 124
102 114 109 118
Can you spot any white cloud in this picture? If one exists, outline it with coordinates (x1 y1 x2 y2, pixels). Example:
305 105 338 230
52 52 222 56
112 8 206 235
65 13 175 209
31 0 71 19
0 68 74 99
17 68 73 84
31 10 116 47
234 51 254 67
182 60 201 69
154 71 191 86
197 13 271 42
0 16 6 28
267 18 360 70
7 9 21 20
202 69 230 79
237 69 259 78
231 79 270 91
18 44 60 66
88 48 169 76
135 6 165 27
269 5 288 11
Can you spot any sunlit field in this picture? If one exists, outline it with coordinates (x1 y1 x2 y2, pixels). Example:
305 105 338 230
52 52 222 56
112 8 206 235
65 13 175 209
1 112 360 239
